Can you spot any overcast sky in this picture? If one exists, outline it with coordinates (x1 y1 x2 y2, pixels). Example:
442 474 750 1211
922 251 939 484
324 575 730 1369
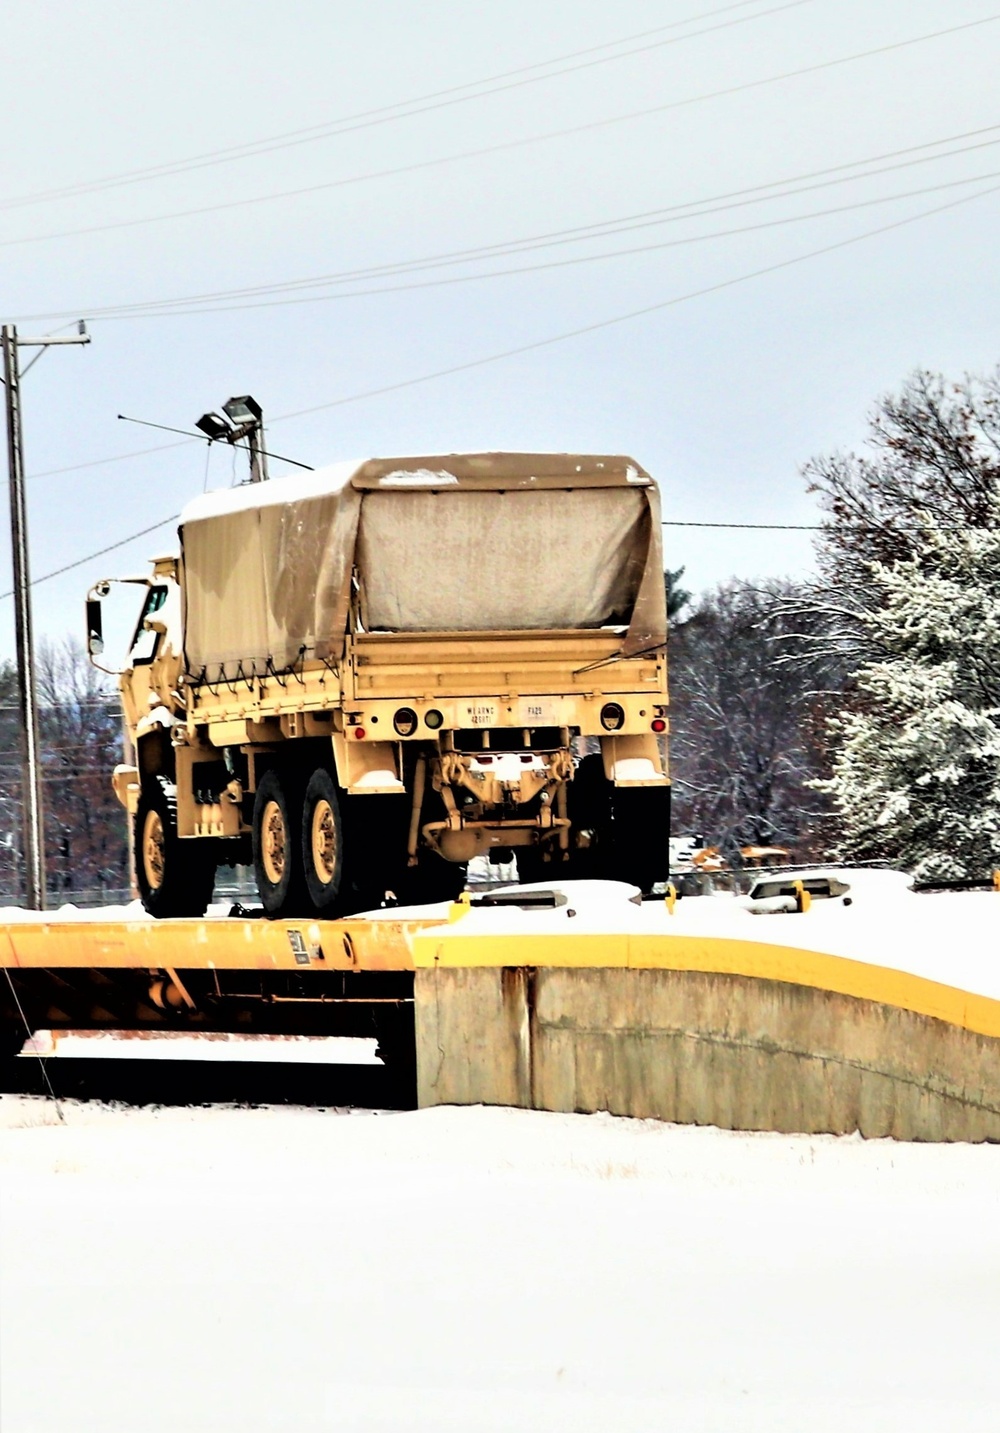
2 0 999 653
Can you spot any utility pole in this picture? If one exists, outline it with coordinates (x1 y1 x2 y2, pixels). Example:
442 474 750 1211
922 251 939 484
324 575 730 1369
247 421 269 484
1 322 90 909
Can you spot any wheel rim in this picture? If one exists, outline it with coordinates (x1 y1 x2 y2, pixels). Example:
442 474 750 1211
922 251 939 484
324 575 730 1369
261 799 287 885
310 798 337 886
142 809 165 891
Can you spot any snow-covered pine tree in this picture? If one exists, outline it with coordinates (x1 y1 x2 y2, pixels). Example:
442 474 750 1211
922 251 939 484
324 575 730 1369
823 515 1000 879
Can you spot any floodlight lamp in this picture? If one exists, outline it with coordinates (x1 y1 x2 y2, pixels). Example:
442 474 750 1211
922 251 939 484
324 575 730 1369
195 411 232 441
223 394 262 425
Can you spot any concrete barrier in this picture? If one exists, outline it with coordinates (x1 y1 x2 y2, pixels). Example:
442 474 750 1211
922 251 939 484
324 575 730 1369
415 965 1000 1142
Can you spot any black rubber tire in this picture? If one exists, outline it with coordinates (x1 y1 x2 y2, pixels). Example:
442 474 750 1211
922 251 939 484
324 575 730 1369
135 778 217 919
567 755 670 892
253 768 307 916
606 785 671 892
566 753 613 880
329 791 408 915
301 767 344 915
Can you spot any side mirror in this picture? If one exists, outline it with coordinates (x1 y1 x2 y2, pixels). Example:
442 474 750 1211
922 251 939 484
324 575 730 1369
86 597 104 656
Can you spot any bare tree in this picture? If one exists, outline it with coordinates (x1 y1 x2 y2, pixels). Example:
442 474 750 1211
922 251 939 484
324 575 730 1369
34 638 130 905
669 581 837 859
806 367 1000 589
768 365 1000 723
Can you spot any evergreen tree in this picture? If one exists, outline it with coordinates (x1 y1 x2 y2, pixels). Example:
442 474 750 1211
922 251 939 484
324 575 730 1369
822 518 1000 879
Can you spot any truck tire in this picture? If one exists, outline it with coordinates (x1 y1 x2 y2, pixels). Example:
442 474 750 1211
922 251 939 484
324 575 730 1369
566 753 612 880
301 768 344 914
253 768 307 916
567 756 669 892
605 785 671 892
136 778 216 919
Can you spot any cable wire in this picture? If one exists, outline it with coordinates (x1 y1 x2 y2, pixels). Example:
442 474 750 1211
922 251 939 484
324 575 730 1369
11 176 1000 587
28 440 190 482
65 163 1000 320
273 179 1000 424
14 118 1000 489
0 0 805 213
19 122 1000 323
0 516 181 600
3 968 65 1121
1 13 994 252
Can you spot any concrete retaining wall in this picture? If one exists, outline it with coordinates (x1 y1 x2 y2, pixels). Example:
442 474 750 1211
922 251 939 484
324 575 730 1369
415 966 1000 1141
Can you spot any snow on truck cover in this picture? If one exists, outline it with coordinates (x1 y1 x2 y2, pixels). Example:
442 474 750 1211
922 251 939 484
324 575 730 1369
177 453 667 682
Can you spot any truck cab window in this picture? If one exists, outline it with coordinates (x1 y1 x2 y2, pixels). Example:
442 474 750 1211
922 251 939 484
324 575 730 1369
129 585 167 665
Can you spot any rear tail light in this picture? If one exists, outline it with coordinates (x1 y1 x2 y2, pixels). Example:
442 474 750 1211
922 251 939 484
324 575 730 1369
424 709 444 730
600 702 625 731
393 707 418 736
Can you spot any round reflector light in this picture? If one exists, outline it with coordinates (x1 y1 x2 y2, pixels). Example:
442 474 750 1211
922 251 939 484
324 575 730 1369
651 718 666 733
424 709 444 730
353 727 366 740
600 702 625 731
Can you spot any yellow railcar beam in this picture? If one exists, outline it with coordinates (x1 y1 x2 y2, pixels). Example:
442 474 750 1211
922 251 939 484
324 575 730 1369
0 915 437 973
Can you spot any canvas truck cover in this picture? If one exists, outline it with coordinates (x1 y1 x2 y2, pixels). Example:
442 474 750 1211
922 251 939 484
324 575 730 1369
179 453 666 682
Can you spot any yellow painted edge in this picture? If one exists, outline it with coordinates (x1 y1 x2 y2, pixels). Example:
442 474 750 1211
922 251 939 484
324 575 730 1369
410 929 1000 1042
0 917 435 973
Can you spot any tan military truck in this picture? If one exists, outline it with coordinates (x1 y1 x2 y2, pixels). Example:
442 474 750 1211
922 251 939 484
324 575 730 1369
88 453 670 918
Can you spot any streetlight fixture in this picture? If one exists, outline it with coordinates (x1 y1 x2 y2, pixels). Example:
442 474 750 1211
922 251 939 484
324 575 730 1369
195 392 268 483
193 411 231 442
222 394 262 427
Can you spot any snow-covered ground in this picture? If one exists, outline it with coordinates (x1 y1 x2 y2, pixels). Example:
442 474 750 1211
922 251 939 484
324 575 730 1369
380 870 1000 1005
1 1097 999 1432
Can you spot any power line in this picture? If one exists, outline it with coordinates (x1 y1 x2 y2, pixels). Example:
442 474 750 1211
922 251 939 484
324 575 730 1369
60 163 1000 321
28 440 189 482
663 519 1000 531
0 515 180 600
0 0 803 213
20 122 1000 323
273 179 1000 424
10 177 999 592
15 117 1000 488
1 13 994 252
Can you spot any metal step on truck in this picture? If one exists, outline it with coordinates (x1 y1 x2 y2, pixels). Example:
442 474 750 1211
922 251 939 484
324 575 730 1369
87 451 670 919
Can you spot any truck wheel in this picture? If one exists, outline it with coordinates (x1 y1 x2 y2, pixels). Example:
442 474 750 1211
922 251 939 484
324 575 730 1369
253 768 306 916
567 756 669 892
135 778 216 918
301 768 344 914
566 753 612 880
606 785 671 892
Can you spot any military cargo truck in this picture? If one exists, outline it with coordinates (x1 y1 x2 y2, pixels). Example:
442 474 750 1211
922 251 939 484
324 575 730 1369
88 453 670 918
